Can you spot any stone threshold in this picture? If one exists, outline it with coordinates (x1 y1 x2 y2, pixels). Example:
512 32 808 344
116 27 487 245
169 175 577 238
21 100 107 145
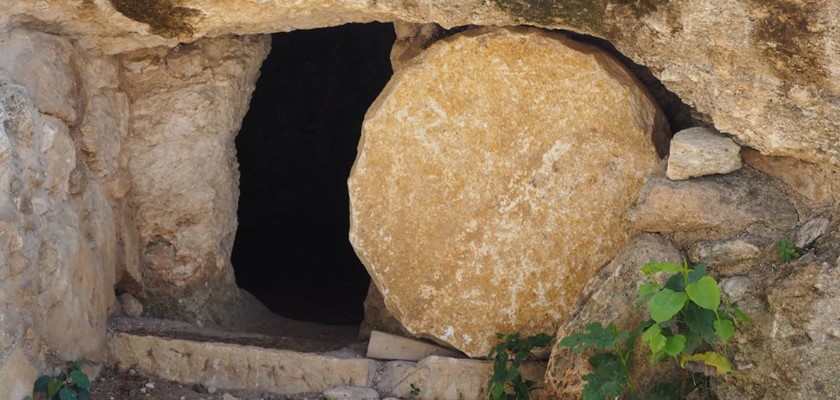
107 322 549 399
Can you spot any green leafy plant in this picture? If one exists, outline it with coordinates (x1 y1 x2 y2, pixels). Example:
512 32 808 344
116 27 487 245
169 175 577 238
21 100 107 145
409 383 421 399
487 332 553 400
559 322 641 399
28 359 91 400
776 239 800 263
559 261 748 400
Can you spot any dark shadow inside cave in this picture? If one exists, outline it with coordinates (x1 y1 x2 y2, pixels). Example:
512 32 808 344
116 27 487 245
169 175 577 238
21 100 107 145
232 23 395 326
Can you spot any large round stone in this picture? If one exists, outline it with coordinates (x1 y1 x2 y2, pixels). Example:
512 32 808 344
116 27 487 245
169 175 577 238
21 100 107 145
348 27 668 357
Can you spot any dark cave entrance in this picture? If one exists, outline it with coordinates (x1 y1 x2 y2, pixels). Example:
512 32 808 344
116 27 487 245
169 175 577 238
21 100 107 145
232 23 396 326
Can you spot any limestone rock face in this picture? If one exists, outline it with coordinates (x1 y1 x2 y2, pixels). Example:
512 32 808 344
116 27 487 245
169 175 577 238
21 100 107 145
5 1 840 168
0 29 127 389
667 127 742 180
120 35 270 324
714 259 840 400
349 27 667 356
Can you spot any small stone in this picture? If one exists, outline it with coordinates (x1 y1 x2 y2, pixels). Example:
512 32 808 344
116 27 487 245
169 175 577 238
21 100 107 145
144 382 155 389
795 216 830 249
140 388 146 394
180 397 186 400
688 239 761 266
323 387 379 400
192 383 206 393
118 292 144 317
667 127 742 180
222 394 239 400
207 386 218 394
719 276 751 303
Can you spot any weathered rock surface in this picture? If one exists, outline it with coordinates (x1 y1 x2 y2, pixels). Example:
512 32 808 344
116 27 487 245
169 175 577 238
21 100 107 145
108 333 375 394
743 148 840 207
667 127 742 180
378 356 548 400
360 284 413 340
120 35 270 324
0 29 128 392
714 258 840 400
3 1 840 168
628 169 799 243
545 234 682 398
688 239 762 271
325 386 379 400
0 348 38 400
349 27 667 357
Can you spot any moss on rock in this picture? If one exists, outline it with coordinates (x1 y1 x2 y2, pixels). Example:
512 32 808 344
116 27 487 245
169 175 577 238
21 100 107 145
110 0 201 38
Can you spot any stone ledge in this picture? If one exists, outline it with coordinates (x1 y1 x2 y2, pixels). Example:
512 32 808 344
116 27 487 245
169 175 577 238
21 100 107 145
108 332 549 399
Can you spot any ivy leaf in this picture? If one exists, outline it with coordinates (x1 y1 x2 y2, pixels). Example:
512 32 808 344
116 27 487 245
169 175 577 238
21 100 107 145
683 302 715 334
641 262 686 276
663 273 686 292
559 323 623 353
582 354 627 400
649 289 688 323
733 308 750 323
686 276 721 311
663 334 686 356
682 332 702 355
687 264 708 284
681 351 733 376
69 370 90 390
636 283 661 307
58 387 78 400
714 318 736 342
47 377 62 399
34 375 51 392
642 324 666 354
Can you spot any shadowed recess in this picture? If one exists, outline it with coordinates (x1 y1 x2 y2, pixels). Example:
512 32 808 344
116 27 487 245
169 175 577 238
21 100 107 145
233 23 395 325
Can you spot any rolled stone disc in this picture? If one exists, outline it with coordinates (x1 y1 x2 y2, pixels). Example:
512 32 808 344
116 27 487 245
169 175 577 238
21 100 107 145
349 27 667 357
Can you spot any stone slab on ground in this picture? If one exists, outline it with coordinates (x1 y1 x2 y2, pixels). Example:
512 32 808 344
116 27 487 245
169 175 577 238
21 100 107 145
107 331 548 400
108 333 375 394
367 331 463 361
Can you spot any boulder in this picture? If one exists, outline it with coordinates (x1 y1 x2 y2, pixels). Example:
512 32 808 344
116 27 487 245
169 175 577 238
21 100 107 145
628 169 799 243
666 127 742 180
545 234 682 398
349 27 667 356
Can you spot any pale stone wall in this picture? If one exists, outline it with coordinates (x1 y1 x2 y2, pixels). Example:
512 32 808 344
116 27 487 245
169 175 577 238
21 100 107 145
119 35 270 324
0 29 129 398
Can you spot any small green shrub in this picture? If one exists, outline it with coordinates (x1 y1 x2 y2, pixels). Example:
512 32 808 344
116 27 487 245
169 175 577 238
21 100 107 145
559 261 748 400
776 239 800 263
26 359 91 400
408 383 421 399
487 332 553 400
